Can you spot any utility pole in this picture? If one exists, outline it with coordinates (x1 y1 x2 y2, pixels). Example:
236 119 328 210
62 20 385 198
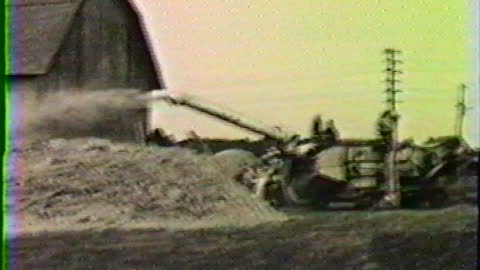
383 48 402 208
454 84 467 138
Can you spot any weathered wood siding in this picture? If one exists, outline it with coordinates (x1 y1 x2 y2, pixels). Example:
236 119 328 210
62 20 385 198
8 0 159 142
10 0 161 93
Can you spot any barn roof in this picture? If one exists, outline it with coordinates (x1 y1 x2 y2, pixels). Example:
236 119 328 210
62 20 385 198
7 0 83 75
8 0 81 5
7 0 159 79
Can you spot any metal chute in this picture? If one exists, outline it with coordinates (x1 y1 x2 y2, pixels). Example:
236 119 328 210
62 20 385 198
151 91 293 142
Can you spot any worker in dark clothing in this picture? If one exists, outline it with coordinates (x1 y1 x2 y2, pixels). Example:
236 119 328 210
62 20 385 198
310 114 323 140
324 119 339 144
145 128 175 146
376 110 398 144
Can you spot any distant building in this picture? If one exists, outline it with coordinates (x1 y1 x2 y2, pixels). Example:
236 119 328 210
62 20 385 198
7 0 165 141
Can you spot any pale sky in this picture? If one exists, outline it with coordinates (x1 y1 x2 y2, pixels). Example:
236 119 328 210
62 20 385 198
133 0 479 147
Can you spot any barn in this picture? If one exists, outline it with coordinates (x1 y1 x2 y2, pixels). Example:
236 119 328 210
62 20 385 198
7 0 165 141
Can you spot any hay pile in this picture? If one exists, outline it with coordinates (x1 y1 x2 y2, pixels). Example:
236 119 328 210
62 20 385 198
13 138 287 233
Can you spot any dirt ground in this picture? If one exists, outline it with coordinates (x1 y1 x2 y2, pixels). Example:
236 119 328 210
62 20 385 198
7 137 478 270
9 207 478 270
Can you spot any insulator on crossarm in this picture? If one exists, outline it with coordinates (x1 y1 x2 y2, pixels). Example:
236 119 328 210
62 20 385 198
384 48 402 53
384 89 403 93
385 99 403 103
384 59 403 64
384 79 402 83
384 69 403 73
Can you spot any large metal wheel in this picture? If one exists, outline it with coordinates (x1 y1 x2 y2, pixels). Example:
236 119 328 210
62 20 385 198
354 196 378 210
421 189 449 209
353 191 386 209
401 188 449 209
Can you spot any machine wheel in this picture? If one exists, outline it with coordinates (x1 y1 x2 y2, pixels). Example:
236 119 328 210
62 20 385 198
310 199 330 210
402 189 448 209
354 196 377 209
421 189 449 209
355 191 387 210
280 182 314 206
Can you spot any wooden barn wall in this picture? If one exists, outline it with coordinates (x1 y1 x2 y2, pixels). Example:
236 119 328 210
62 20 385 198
79 0 161 90
8 0 159 142
9 74 149 143
11 0 161 93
